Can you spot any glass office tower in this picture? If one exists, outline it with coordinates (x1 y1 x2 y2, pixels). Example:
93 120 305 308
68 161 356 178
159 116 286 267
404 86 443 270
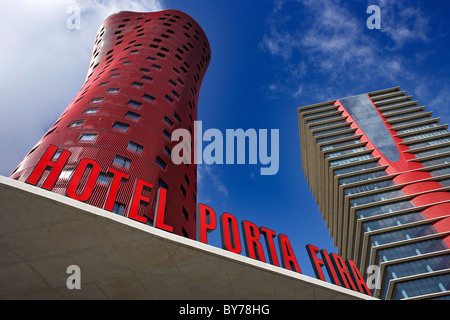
298 86 449 300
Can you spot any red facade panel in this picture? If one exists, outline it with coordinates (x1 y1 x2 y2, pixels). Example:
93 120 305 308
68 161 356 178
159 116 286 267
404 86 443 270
336 95 450 248
10 10 211 240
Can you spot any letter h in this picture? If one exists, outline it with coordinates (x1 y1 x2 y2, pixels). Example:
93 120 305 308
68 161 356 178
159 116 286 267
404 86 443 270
26 145 71 190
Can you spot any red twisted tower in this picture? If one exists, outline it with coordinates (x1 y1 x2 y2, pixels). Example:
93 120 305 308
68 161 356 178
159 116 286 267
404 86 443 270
10 10 211 239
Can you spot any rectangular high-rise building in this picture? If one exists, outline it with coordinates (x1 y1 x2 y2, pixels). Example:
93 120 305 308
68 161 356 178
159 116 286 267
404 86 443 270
298 86 450 300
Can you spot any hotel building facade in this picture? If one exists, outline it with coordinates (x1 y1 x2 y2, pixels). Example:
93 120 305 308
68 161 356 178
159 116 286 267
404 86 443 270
9 10 210 240
298 86 450 300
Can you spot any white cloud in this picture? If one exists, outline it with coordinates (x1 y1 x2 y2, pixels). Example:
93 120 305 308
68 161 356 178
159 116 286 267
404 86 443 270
378 0 431 47
197 165 229 206
0 0 164 175
293 85 303 98
259 0 432 99
260 26 301 60
413 81 450 121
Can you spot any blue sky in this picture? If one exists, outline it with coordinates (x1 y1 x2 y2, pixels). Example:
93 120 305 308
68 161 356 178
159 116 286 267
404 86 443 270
1 0 449 279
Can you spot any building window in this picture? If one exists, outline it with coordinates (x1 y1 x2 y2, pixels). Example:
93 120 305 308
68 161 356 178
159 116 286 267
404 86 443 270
141 75 153 82
402 129 449 142
321 139 359 151
180 184 186 197
113 155 131 168
155 156 167 170
53 150 62 160
334 161 381 176
27 145 39 156
125 111 141 120
106 88 120 93
325 146 368 159
83 108 98 114
173 113 182 123
97 172 111 185
44 128 56 137
164 94 174 103
182 207 189 221
112 202 126 216
79 133 97 141
163 116 174 127
339 170 387 185
127 100 142 108
59 169 73 180
112 121 130 131
132 81 143 87
162 129 171 140
143 94 156 101
89 97 104 103
127 141 144 153
344 179 395 196
313 124 359 136
184 174 190 186
52 118 62 128
158 178 168 190
68 120 84 127
350 189 405 207
164 146 171 157
413 145 450 158
329 154 373 167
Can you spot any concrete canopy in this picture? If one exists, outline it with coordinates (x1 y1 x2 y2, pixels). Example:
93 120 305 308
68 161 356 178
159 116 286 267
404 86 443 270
0 176 375 300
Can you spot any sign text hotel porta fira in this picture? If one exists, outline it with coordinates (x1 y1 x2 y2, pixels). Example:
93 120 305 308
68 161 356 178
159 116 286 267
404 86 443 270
25 145 372 296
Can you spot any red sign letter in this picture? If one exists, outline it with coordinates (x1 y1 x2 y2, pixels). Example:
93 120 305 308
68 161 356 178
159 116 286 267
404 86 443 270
220 213 241 254
320 249 341 286
260 226 280 267
278 234 301 273
25 145 71 190
197 203 217 244
242 220 266 262
346 259 372 296
305 244 326 281
66 158 101 202
104 168 129 211
330 253 357 291
128 178 153 223
154 187 173 232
